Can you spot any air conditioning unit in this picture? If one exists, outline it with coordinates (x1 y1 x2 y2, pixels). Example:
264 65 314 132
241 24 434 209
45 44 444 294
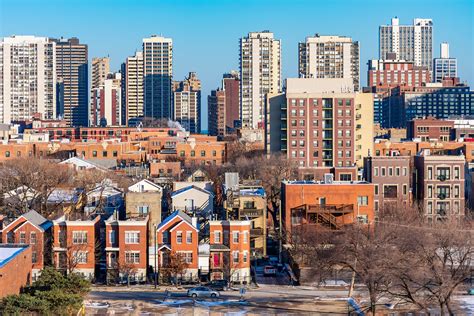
324 173 334 184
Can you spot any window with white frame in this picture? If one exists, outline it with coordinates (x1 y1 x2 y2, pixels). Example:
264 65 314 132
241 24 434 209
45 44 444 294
109 230 116 244
177 231 183 244
357 196 368 206
125 232 139 244
72 231 87 244
138 205 149 215
186 231 192 244
214 231 221 243
233 251 239 263
30 232 37 245
243 251 248 263
32 251 37 263
125 252 140 264
181 252 193 264
243 231 248 243
162 231 169 244
19 232 26 244
233 231 239 243
73 251 88 264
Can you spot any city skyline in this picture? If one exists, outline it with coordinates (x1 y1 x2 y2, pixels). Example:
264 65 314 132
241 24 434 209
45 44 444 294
1 0 472 129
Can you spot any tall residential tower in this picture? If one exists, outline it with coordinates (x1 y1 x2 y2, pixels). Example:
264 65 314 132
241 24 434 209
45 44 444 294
121 51 144 125
433 42 457 82
54 37 88 126
173 72 201 133
379 17 433 71
0 36 56 124
298 35 360 92
143 36 173 120
239 31 281 129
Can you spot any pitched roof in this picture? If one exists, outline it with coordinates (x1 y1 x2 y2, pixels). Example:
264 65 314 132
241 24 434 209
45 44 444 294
157 210 193 231
24 210 52 230
171 185 214 198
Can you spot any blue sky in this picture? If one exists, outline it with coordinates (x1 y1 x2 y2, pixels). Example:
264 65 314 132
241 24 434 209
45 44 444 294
1 0 473 130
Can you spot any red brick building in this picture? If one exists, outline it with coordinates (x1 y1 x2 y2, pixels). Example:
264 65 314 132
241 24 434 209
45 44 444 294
52 214 100 279
105 215 149 282
0 210 52 280
407 117 454 141
281 180 375 235
209 220 251 284
156 211 199 281
0 245 32 297
367 60 431 88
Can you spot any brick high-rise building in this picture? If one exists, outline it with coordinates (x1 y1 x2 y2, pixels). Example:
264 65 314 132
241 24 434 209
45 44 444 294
121 52 143 126
240 31 281 129
379 17 433 71
173 72 201 133
54 37 88 127
299 35 360 92
266 78 374 168
90 73 122 126
143 36 173 120
0 36 56 124
91 57 110 91
208 72 240 137
367 60 430 88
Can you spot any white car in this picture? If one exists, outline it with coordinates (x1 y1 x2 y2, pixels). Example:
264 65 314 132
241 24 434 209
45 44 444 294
187 286 220 298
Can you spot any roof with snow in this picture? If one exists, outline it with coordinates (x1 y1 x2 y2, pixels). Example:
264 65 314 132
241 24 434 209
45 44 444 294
171 185 214 198
0 245 29 268
157 210 194 231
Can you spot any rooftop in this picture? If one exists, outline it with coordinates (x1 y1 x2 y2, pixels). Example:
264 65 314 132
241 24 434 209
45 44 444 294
0 245 29 268
283 180 370 185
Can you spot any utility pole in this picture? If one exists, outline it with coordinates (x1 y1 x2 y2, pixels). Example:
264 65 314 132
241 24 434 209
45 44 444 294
278 202 282 263
154 224 158 289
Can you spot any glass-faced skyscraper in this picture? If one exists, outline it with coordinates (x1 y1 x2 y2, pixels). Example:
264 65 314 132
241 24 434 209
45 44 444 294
143 36 173 120
379 17 433 71
433 43 457 83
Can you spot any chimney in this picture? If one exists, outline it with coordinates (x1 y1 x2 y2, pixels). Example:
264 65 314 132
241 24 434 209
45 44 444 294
192 217 198 229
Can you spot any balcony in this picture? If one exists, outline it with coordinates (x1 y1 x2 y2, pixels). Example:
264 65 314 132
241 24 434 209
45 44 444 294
240 208 264 218
291 204 354 229
250 228 264 237
437 174 449 181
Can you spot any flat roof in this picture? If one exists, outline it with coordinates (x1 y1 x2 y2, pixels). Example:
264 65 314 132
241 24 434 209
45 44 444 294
283 180 370 185
0 246 29 268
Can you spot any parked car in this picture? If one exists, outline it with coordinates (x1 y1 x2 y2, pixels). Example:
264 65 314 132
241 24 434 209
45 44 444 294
264 265 277 276
206 279 229 291
187 287 220 298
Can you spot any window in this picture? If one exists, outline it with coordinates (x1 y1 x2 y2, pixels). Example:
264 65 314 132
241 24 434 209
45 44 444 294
73 251 88 264
381 168 386 176
30 232 37 245
125 252 140 264
357 196 368 206
162 232 169 244
32 251 37 264
454 186 460 198
72 231 87 244
403 185 407 195
5 151 10 157
233 231 239 243
388 168 393 176
383 185 398 198
427 202 433 214
186 231 192 244
437 167 450 180
243 252 248 263
19 232 26 244
403 167 407 176
190 150 195 157
395 168 400 176
177 232 183 244
454 167 460 179
428 186 433 198
233 251 239 263
125 232 140 244
340 174 352 181
212 150 217 157
109 231 116 244
113 151 118 157
375 185 379 195
180 150 185 157
243 231 249 243
214 231 221 243
200 150 206 157
92 151 97 157
102 151 108 157
374 167 379 176
182 252 193 264
138 205 149 215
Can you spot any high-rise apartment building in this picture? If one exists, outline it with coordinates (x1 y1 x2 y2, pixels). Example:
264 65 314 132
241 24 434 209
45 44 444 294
143 36 173 120
379 17 433 71
54 37 88 127
266 78 373 168
299 35 360 91
121 52 144 125
208 72 240 137
433 43 457 83
91 57 110 91
240 31 281 129
90 73 121 126
173 72 201 133
0 36 56 124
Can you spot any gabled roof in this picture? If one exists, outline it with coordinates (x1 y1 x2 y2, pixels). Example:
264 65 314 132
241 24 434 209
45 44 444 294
2 210 51 232
128 179 162 193
171 185 214 198
59 156 106 171
157 210 193 231
169 219 199 233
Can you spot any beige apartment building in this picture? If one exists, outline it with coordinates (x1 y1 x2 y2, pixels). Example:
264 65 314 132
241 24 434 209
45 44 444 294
173 72 201 133
91 57 110 91
0 36 56 124
122 52 143 125
225 185 267 257
298 35 360 92
240 31 281 129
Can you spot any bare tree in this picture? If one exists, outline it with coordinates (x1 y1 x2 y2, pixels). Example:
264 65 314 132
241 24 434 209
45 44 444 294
161 251 189 286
